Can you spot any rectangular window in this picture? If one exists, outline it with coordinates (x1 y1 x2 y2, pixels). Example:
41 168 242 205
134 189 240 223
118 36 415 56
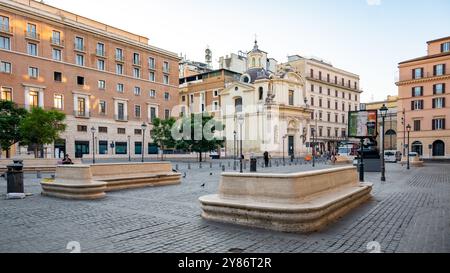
414 120 421 131
411 100 424 110
77 76 85 85
213 101 219 111
149 71 155 82
75 37 84 51
163 75 169 85
26 23 37 39
310 97 314 106
99 101 106 115
96 43 105 57
53 94 63 110
0 15 10 32
163 61 170 73
99 127 108 133
149 89 156 98
434 84 446 95
117 103 125 120
150 107 157 122
116 64 123 75
434 64 446 76
97 59 105 71
135 105 141 118
310 69 314 78
135 129 142 135
76 54 84 66
311 84 314 92
412 87 423 97
53 71 62 82
164 92 170 101
0 36 10 50
319 98 323 108
288 90 294 106
28 67 38 78
115 142 127 154
117 83 124 93
133 68 141 78
214 90 219 97
134 86 141 96
77 97 86 116
0 61 11 73
433 98 446 109
432 119 446 130
29 91 39 107
98 80 106 90
117 128 126 135
1 87 12 101
413 68 424 79
51 31 61 45
99 141 108 155
52 48 61 61
27 43 38 56
442 42 450 53
164 109 170 119
149 57 155 69
135 142 142 155
115 48 123 61
133 53 140 65
77 125 88 132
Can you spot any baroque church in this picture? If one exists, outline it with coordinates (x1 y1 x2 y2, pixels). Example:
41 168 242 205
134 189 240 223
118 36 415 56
219 40 313 157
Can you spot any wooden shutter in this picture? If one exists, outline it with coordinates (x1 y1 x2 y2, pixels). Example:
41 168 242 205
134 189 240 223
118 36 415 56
443 64 447 75
411 101 415 111
432 120 436 131
412 87 415 97
433 84 436 95
432 99 436 109
443 98 446 108
443 84 446 94
421 86 424 96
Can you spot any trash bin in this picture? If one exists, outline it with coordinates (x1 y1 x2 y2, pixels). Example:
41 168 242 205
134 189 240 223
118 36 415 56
250 157 257 173
6 161 24 194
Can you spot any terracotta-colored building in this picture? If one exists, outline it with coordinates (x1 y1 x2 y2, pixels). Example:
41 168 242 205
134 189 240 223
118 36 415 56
396 36 450 159
0 0 180 159
178 69 241 117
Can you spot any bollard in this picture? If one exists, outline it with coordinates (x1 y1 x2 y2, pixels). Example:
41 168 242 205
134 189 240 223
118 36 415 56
36 170 42 179
222 165 226 172
188 163 191 170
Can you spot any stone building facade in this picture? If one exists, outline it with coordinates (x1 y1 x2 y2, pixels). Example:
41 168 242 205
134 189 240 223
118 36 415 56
0 0 180 159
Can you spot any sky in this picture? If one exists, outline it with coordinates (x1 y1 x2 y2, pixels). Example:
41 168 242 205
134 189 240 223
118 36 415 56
44 0 450 103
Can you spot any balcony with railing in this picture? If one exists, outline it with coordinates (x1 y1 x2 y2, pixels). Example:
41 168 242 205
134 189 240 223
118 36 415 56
0 24 13 35
115 114 128 122
25 31 40 41
50 38 64 47
74 43 86 52
307 75 361 93
398 71 450 83
74 110 91 119
115 54 125 62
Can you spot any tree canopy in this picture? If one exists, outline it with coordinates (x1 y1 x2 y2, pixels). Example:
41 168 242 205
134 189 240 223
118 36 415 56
0 101 28 157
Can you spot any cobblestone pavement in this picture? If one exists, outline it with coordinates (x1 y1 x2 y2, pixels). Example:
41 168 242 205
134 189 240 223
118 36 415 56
0 160 449 253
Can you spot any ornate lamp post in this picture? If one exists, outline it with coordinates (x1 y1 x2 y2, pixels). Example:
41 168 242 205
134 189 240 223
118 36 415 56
406 124 411 170
90 127 96 164
380 104 388 182
141 123 148 163
237 114 244 173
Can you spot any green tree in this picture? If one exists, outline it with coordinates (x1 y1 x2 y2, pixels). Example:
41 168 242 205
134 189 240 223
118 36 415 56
19 107 67 158
178 114 225 162
151 117 177 161
0 101 28 158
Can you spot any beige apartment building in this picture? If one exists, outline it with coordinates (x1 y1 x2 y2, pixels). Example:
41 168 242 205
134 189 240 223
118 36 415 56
0 0 180 159
282 55 362 153
396 36 450 159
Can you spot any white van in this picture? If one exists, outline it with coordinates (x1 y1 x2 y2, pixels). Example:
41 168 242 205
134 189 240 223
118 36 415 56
384 150 397 163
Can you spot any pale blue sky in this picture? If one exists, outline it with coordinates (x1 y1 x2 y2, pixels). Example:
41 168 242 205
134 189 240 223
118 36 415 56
45 0 450 103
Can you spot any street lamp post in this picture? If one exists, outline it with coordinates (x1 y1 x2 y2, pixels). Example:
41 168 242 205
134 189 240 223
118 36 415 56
128 135 131 162
237 114 244 173
141 123 148 163
380 104 388 182
402 109 406 157
406 124 411 170
91 127 96 164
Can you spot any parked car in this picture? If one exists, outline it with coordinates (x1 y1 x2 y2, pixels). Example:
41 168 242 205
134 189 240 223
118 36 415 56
384 150 397 163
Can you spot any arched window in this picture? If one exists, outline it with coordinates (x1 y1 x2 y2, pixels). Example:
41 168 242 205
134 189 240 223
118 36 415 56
432 140 445 156
235 97 243 113
258 87 264 101
385 129 397 150
252 58 256 67
412 141 423 156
